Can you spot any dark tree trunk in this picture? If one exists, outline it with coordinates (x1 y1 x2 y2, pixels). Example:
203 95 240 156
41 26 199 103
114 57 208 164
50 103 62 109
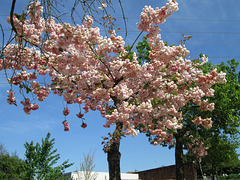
175 130 184 180
212 163 216 180
107 141 121 180
107 123 122 180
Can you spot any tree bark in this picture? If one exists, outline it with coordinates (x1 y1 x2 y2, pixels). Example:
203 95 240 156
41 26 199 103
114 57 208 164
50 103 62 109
211 163 216 180
107 123 122 180
175 130 184 180
198 160 204 179
107 141 121 180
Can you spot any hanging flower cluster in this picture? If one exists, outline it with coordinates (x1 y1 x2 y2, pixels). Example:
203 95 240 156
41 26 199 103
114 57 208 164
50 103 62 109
1 0 226 145
185 133 209 161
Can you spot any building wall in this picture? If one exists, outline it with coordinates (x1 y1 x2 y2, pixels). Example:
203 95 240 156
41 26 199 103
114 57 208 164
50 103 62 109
137 162 197 180
64 171 139 180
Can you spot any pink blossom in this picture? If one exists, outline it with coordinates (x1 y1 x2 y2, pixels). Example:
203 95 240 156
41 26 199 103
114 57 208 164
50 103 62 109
63 107 70 116
31 104 39 110
186 136 209 160
1 0 227 144
76 113 84 118
192 116 212 129
62 120 70 131
7 91 16 105
81 122 87 128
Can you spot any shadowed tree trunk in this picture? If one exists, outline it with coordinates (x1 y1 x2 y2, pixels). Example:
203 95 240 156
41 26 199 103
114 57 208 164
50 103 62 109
212 163 218 180
107 122 122 180
107 141 121 180
175 130 184 180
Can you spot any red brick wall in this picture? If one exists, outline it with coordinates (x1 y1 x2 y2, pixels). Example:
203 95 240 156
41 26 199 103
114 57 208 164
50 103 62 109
138 162 197 180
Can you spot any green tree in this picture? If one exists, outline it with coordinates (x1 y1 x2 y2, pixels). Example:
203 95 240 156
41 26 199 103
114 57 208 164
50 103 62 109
201 135 240 177
0 144 26 179
23 132 73 180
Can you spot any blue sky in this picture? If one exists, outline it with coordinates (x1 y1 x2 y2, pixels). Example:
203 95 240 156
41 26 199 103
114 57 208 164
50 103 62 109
0 0 240 174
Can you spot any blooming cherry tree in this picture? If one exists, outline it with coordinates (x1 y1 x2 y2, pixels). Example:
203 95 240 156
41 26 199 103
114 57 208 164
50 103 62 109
1 0 226 179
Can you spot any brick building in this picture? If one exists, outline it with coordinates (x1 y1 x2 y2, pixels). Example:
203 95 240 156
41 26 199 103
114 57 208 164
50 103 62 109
137 162 197 180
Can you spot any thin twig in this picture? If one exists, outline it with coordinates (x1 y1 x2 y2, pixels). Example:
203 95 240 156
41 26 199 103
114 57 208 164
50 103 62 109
86 41 115 82
123 30 143 60
117 0 127 39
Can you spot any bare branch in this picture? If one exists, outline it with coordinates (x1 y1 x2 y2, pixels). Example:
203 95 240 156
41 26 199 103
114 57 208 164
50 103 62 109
71 0 127 38
117 0 127 39
10 0 18 36
40 0 65 23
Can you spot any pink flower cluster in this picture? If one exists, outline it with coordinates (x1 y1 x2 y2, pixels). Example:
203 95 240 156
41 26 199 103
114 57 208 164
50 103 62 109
6 1 43 45
192 117 212 129
7 91 16 105
7 71 37 85
20 98 39 115
186 134 209 161
2 0 227 146
137 0 178 32
63 107 70 116
62 120 70 131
